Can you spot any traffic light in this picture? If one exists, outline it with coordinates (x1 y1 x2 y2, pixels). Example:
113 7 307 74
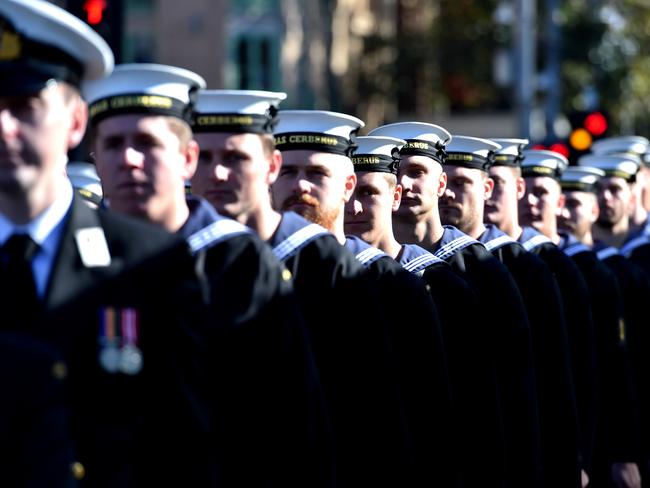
531 142 570 159
83 0 107 25
567 110 609 162
67 0 123 61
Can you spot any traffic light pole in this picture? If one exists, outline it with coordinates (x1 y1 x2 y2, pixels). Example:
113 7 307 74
514 0 536 139
544 0 562 144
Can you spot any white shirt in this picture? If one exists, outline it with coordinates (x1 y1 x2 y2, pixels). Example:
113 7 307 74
0 181 74 297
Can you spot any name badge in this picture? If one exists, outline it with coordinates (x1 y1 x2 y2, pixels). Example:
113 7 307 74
75 227 111 267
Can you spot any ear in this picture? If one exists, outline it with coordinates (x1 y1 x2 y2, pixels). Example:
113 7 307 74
437 172 447 197
393 183 403 212
555 192 566 216
67 96 88 149
516 177 526 200
180 139 199 180
590 196 600 224
267 149 282 185
483 176 495 200
628 188 637 211
342 172 357 203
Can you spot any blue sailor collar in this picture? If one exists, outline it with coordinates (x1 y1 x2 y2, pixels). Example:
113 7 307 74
518 226 553 251
270 211 321 246
344 235 387 268
270 211 331 262
177 195 221 239
399 243 444 275
478 224 519 252
592 240 619 260
431 225 482 260
557 232 592 257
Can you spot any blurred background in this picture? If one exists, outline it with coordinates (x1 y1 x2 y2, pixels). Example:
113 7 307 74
53 0 650 162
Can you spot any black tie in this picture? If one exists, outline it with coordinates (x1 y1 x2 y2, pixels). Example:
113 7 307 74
0 234 40 329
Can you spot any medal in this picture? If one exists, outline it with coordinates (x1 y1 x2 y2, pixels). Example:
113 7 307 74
99 345 121 373
98 307 120 373
119 344 143 375
119 308 143 375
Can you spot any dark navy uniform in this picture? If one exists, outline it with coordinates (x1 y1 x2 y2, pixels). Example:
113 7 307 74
557 233 638 487
480 225 580 487
184 203 334 488
429 225 539 488
399 243 490 488
345 235 456 487
0 195 215 487
592 242 645 478
269 211 407 487
519 226 599 476
0 332 77 488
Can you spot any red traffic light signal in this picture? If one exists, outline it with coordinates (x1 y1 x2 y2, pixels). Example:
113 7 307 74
530 142 570 159
583 112 608 136
83 0 107 25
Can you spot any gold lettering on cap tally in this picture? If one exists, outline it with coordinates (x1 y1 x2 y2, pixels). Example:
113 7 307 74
352 156 381 165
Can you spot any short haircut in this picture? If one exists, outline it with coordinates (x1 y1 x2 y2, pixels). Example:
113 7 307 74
383 172 398 190
165 117 193 151
260 133 275 158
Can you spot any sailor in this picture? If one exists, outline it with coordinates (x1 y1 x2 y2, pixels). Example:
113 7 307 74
343 134 467 486
561 164 647 488
590 135 650 237
85 69 330 486
369 121 537 488
269 109 413 486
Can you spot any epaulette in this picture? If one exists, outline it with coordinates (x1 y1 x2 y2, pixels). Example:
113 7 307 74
620 236 650 258
483 234 517 252
272 223 330 262
434 235 481 261
402 253 445 274
187 218 252 254
521 234 552 252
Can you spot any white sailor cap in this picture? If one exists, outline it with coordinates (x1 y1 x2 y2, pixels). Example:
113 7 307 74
273 110 364 156
577 153 640 182
66 161 103 205
521 149 568 179
445 135 501 172
0 0 113 95
192 89 287 134
351 136 406 175
591 136 649 157
490 138 529 167
83 63 206 126
560 166 605 193
367 122 451 165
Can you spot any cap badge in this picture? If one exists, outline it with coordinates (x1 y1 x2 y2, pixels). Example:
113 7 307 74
0 20 22 62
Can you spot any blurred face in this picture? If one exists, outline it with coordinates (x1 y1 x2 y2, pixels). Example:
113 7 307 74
93 114 197 221
271 150 355 231
0 83 85 195
344 171 401 244
396 155 445 222
520 176 564 237
440 165 492 234
596 176 632 228
485 165 523 228
558 191 598 240
191 132 277 220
